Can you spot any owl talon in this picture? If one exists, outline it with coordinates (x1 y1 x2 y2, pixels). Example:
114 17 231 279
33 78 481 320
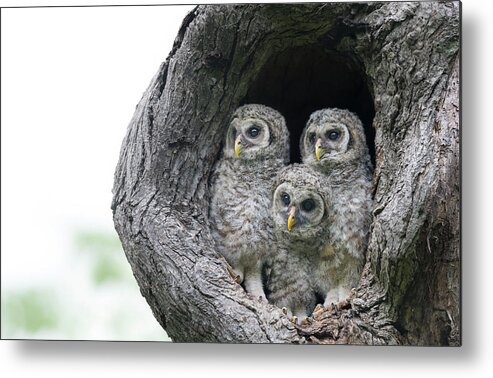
350 288 357 298
336 299 351 310
282 307 288 315
300 316 312 325
221 258 242 284
290 316 298 324
314 303 324 313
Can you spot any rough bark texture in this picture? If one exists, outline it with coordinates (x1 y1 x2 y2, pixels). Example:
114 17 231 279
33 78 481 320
112 2 460 345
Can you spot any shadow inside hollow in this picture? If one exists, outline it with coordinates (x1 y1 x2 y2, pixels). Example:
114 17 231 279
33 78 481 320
242 44 375 164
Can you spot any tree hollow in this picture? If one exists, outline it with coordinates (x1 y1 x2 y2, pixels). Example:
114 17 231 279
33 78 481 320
244 44 375 163
112 2 460 345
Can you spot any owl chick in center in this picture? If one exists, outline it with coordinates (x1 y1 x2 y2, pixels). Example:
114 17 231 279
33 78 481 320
267 164 331 320
209 104 290 300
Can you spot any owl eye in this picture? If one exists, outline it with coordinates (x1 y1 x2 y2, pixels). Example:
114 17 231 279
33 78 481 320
247 126 260 138
327 130 339 141
281 192 290 206
308 133 316 144
301 199 315 212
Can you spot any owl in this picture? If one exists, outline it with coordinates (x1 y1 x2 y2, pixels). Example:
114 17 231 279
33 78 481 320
269 164 350 320
299 108 373 304
209 104 290 300
267 164 327 320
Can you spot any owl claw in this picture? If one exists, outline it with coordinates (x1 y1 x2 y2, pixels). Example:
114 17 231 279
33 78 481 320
290 316 298 324
300 316 312 326
314 303 324 313
350 288 357 298
335 299 351 310
282 307 288 315
312 304 325 320
221 258 242 284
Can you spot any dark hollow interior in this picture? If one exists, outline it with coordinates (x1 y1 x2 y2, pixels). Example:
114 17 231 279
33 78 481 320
242 45 375 164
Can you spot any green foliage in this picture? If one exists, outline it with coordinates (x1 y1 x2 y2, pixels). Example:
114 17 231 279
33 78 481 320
75 230 123 253
92 253 126 284
75 230 129 285
2 229 168 340
1 289 58 335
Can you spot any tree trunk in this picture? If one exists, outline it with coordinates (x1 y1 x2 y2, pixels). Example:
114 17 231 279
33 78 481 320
112 2 460 345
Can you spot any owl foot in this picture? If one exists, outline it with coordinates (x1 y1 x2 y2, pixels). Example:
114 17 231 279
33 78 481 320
350 288 357 298
290 316 298 324
313 303 324 313
300 316 312 326
221 258 242 284
335 299 351 310
282 307 288 315
312 304 325 319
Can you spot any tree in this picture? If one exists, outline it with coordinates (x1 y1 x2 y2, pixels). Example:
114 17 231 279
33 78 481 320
112 2 460 345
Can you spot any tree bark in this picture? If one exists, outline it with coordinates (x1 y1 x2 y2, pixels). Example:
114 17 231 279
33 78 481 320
112 2 460 345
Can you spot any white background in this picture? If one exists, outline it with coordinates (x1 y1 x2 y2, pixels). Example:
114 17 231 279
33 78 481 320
1 0 491 377
1 1 193 342
1 4 193 289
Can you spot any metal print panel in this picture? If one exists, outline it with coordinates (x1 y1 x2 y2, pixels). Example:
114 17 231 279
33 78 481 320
2 1 460 345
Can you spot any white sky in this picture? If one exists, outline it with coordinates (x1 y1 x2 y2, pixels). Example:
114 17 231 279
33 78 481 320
1 5 194 287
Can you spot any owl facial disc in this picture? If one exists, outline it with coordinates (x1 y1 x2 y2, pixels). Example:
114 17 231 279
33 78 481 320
273 181 325 236
309 123 350 162
230 118 271 159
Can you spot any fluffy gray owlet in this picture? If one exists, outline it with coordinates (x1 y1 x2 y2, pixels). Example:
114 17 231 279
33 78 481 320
209 104 290 300
268 164 333 320
299 108 373 304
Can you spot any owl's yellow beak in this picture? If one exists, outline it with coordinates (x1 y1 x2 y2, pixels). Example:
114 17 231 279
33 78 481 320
287 206 296 231
315 138 325 161
234 135 243 158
